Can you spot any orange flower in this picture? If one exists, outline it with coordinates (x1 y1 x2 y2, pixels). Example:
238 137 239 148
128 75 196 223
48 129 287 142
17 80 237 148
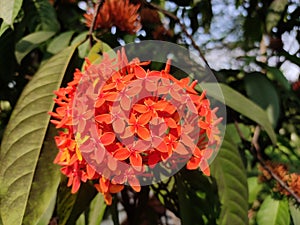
84 0 141 34
50 48 221 205
259 162 300 199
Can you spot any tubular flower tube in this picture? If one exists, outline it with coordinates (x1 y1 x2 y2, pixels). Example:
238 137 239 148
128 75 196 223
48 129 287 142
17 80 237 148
84 0 141 34
50 49 222 205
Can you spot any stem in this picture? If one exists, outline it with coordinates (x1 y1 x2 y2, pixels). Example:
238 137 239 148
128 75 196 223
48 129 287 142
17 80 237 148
88 0 105 47
143 1 209 66
235 123 300 204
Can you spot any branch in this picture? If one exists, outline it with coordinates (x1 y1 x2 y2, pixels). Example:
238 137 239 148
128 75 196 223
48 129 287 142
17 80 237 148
235 123 300 204
143 1 209 66
88 0 105 47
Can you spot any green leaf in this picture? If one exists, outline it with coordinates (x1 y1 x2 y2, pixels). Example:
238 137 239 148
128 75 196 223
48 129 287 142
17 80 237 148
0 21 10 37
57 181 97 225
74 193 107 225
87 193 106 225
200 83 277 144
211 133 248 225
266 0 288 33
82 41 114 70
75 214 85 225
22 125 60 225
247 177 263 204
36 190 56 225
176 169 220 225
0 0 23 26
30 0 60 32
280 50 300 66
289 202 300 225
244 73 280 128
255 61 290 90
266 67 290 91
225 123 252 145
47 31 75 54
0 45 78 225
257 196 290 225
71 32 89 58
15 31 56 64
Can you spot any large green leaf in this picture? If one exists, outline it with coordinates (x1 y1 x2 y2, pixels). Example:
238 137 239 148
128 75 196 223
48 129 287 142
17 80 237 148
0 0 23 27
15 31 56 64
200 83 277 144
289 202 300 225
36 191 56 225
47 31 75 55
244 73 280 128
75 193 106 225
22 125 60 225
57 180 97 225
87 193 106 225
176 169 220 225
256 196 290 225
211 133 248 225
0 45 78 225
75 214 85 225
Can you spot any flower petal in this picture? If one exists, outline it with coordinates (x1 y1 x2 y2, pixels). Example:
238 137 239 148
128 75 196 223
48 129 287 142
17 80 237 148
126 83 142 96
137 126 151 140
130 152 143 168
186 156 200 170
120 95 131 111
95 114 112 124
164 117 177 128
113 118 126 133
134 65 146 78
137 113 152 125
95 98 105 108
109 184 124 193
71 176 81 193
95 147 105 164
128 176 141 192
174 142 190 155
113 148 131 160
105 92 118 101
133 104 148 113
100 132 115 145
200 159 210 176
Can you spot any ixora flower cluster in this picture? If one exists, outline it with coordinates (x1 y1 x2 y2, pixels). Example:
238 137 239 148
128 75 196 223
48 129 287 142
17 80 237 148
50 49 222 205
84 0 141 34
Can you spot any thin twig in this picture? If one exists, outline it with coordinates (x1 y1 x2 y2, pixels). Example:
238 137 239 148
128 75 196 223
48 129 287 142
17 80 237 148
143 1 209 66
235 123 300 203
88 0 105 47
234 120 246 140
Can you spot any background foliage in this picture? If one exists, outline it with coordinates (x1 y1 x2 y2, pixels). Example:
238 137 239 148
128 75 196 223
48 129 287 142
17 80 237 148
0 0 299 224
